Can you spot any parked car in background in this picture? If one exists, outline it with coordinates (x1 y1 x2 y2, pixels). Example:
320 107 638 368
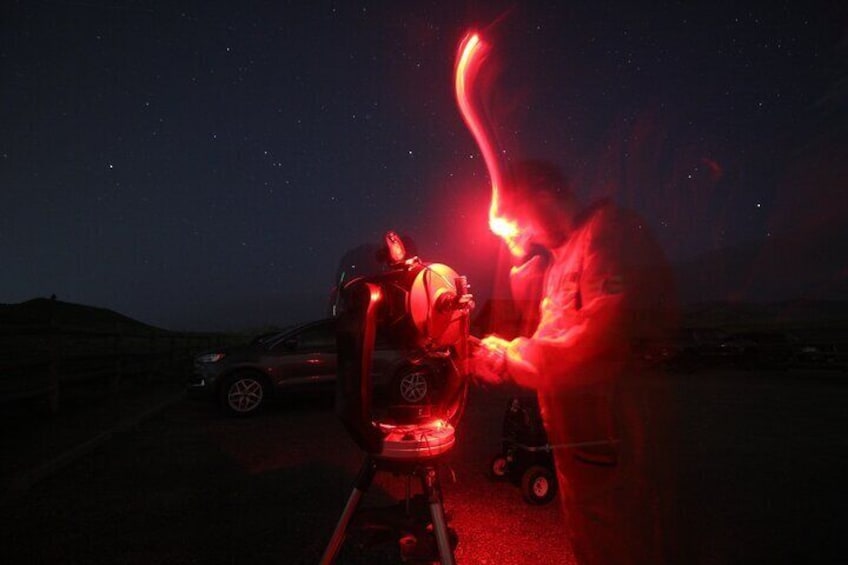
793 340 841 368
724 331 796 370
188 318 453 417
665 327 744 372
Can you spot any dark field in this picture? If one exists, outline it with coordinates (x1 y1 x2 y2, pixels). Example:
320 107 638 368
1 368 847 564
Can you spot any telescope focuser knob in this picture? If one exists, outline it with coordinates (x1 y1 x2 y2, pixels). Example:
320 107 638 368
435 276 474 313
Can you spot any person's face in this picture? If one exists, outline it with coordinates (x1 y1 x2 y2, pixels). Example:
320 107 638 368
492 197 548 259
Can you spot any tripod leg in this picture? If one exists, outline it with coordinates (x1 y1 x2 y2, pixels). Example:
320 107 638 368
319 457 377 565
422 467 456 565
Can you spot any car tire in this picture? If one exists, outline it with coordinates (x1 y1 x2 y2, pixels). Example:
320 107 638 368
220 371 269 417
489 454 509 480
521 465 557 505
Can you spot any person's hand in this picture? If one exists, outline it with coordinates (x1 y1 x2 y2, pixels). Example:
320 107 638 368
470 335 511 385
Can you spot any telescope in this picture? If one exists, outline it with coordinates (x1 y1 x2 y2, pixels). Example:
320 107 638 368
321 231 474 565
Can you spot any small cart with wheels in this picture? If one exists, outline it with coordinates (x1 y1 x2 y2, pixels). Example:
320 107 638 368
488 396 558 505
488 395 621 506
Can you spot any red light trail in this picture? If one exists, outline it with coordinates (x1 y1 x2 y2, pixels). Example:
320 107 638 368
454 31 525 257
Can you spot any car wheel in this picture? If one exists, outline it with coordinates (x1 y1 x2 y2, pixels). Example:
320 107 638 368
521 465 557 505
489 454 509 480
220 371 268 417
393 365 432 405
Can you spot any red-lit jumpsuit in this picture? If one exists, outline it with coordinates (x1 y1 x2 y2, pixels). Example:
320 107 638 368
503 200 677 565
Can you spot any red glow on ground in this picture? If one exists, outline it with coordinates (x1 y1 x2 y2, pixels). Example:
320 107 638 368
455 31 523 256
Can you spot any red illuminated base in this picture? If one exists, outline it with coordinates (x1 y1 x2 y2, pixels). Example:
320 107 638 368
377 420 456 461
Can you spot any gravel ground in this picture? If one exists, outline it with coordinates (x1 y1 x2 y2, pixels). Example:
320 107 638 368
0 375 185 501
1 368 846 564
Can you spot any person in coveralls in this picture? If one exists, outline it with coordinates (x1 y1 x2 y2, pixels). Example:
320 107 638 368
473 160 680 564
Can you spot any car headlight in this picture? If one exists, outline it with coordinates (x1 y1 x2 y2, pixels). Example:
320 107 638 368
196 353 226 363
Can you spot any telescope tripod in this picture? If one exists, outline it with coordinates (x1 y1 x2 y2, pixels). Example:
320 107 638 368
320 454 457 564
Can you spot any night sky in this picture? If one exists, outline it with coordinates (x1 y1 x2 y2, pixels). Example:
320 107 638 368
2 1 845 331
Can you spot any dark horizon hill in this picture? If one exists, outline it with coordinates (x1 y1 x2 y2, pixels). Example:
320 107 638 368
0 297 289 337
0 297 161 333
